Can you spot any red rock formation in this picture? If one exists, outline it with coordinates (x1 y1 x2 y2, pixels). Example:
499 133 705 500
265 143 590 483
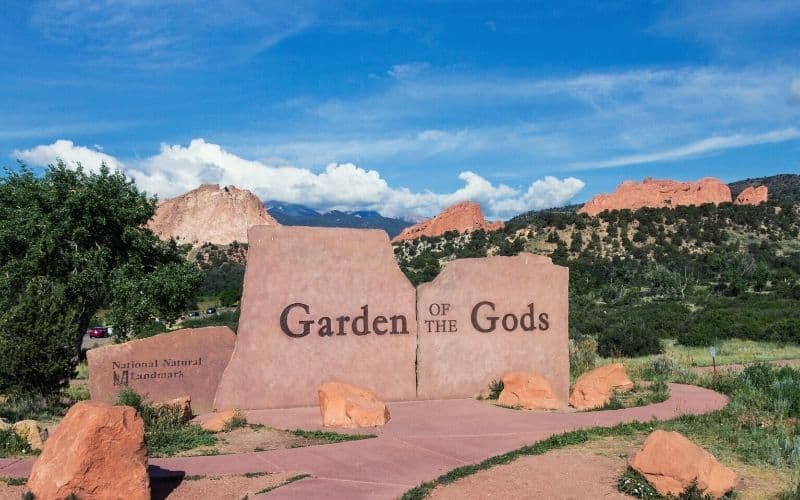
629 430 737 497
734 185 768 205
498 372 562 410
579 177 732 216
147 184 278 245
391 201 503 242
569 363 634 410
27 401 150 500
200 410 238 433
318 381 391 428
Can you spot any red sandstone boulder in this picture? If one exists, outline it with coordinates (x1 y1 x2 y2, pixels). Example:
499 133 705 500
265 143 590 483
154 395 193 423
497 372 562 410
27 401 149 500
12 420 45 450
391 201 503 242
200 409 239 432
734 185 768 205
569 363 634 410
318 381 390 428
580 177 732 216
629 430 737 497
147 183 278 245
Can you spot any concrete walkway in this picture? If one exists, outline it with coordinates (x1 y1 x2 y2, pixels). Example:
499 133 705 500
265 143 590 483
0 383 727 499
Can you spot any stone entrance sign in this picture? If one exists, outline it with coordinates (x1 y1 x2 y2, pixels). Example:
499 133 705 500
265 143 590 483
416 253 569 403
213 225 417 409
87 326 236 414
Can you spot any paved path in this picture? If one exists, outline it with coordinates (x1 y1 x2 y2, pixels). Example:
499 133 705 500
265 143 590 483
692 358 800 375
0 383 727 499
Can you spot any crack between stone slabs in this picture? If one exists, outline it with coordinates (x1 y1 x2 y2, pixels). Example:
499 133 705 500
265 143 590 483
386 436 469 466
399 431 553 439
0 458 20 472
250 452 285 472
297 476 415 488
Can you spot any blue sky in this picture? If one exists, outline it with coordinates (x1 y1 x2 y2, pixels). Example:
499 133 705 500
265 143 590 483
1 0 799 219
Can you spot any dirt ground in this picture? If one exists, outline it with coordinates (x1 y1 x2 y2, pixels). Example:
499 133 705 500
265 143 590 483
151 471 302 499
175 424 362 456
1 472 304 500
426 435 791 500
428 448 630 500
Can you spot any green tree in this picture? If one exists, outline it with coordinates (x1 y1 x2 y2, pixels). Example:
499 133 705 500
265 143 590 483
0 277 78 395
0 162 201 394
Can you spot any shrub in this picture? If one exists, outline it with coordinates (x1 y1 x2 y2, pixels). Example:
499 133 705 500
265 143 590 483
0 392 72 422
223 410 247 432
0 428 29 457
116 388 215 457
487 380 504 400
569 336 597 377
0 277 79 396
182 309 240 331
643 355 676 380
597 320 662 358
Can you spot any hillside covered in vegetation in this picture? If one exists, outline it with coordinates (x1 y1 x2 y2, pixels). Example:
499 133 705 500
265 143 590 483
395 182 800 358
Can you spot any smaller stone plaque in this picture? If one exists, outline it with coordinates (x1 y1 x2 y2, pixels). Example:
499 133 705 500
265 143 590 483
87 326 236 414
416 253 569 402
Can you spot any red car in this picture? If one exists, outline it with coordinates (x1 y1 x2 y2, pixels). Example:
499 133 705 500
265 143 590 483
88 326 109 338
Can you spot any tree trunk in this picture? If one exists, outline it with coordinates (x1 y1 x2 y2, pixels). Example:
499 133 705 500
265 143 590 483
75 309 91 362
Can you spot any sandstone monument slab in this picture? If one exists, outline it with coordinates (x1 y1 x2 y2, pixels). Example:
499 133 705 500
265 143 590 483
213 225 417 409
87 326 236 414
416 253 569 402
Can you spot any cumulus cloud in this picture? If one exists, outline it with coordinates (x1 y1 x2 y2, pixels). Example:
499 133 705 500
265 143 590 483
13 140 122 171
12 139 585 220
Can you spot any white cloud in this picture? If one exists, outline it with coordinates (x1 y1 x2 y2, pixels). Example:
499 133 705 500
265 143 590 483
388 62 429 79
12 139 585 220
30 0 314 69
13 140 122 171
569 128 800 170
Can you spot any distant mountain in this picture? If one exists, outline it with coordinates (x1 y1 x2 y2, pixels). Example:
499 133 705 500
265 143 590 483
265 201 414 239
728 174 800 205
149 184 278 245
263 201 321 217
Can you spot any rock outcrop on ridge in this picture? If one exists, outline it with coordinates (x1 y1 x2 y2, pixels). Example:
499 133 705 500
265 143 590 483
734 185 768 205
579 177 732 216
391 201 503 242
147 184 278 245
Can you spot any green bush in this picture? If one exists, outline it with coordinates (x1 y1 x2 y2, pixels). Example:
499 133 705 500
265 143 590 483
182 309 240 332
116 388 216 457
487 380 504 400
597 320 662 358
569 336 597 377
0 277 79 396
0 428 29 457
0 392 72 422
678 296 800 346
